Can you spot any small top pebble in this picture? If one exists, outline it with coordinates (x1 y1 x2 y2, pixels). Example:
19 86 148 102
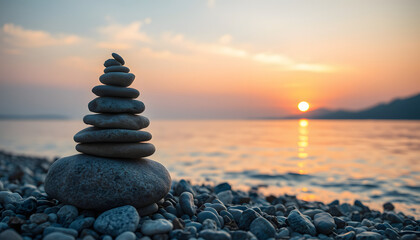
112 53 125 65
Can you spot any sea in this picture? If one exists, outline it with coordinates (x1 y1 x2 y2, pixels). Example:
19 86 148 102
0 119 419 217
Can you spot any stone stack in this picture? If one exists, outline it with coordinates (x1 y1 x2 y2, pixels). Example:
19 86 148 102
45 53 171 211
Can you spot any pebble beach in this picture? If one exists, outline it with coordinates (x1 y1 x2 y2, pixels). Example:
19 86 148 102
0 150 419 240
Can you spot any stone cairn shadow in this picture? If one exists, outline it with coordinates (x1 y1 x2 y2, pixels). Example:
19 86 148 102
45 53 171 211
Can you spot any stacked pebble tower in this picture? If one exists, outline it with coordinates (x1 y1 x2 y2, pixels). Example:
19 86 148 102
45 53 171 211
74 53 155 158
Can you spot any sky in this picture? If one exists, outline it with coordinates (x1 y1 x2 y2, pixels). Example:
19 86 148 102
0 0 419 119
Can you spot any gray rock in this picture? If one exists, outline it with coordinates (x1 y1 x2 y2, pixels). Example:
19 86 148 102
115 231 136 240
99 72 135 87
401 234 417 240
217 190 233 205
29 213 49 224
94 206 139 237
69 217 95 232
43 227 78 237
104 66 130 73
385 228 399 240
355 232 382 240
302 209 325 219
141 219 173 235
231 230 257 240
314 212 336 235
179 192 196 217
0 191 22 205
45 154 171 210
386 212 404 223
88 97 144 113
112 53 125 65
203 219 218 230
250 217 276 240
199 229 232 240
74 127 152 143
84 114 149 130
138 203 159 216
104 59 122 67
76 142 155 158
214 183 232 194
43 232 75 240
0 229 22 240
175 180 196 196
337 231 356 240
383 202 395 211
238 208 261 230
287 209 316 236
92 85 139 98
57 205 78 226
198 211 221 228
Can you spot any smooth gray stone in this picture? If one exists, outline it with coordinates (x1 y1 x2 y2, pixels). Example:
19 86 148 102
104 59 121 67
76 142 155 158
94 206 139 237
112 53 125 65
314 212 336 235
0 229 22 240
43 232 75 240
250 217 276 240
141 219 173 235
179 192 196 217
104 66 130 73
199 230 232 240
92 85 139 98
74 127 152 143
287 209 316 236
88 97 145 114
138 203 159 216
99 72 135 87
45 154 171 210
84 114 149 130
115 232 136 240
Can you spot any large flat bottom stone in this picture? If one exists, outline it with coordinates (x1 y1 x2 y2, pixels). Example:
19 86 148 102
44 154 171 211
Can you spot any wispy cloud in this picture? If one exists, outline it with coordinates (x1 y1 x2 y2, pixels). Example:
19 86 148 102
97 20 152 50
2 23 82 48
163 32 335 72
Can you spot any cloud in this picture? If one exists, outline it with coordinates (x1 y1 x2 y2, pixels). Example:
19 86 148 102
163 33 335 72
97 20 152 50
2 23 82 48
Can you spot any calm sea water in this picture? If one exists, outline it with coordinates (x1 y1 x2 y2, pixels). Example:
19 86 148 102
0 119 419 217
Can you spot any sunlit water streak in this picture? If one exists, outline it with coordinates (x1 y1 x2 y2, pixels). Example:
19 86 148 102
0 119 419 217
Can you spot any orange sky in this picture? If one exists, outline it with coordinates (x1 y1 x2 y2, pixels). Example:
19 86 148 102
0 1 419 118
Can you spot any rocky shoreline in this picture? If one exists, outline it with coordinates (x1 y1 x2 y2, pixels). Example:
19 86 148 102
0 150 418 240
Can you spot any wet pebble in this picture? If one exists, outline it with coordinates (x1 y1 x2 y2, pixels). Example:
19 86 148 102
250 217 276 239
94 205 139 237
141 219 173 235
179 192 196 216
314 212 336 235
287 209 316 236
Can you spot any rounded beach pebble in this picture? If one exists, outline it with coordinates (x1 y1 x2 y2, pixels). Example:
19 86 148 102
76 142 155 158
44 154 171 210
99 72 135 87
83 114 149 130
73 127 152 143
92 85 139 98
88 97 145 114
112 52 125 65
94 205 139 237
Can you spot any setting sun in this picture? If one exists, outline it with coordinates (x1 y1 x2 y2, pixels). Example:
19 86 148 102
298 101 310 112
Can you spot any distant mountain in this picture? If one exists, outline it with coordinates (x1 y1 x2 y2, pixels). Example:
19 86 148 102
0 114 69 120
285 93 420 119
